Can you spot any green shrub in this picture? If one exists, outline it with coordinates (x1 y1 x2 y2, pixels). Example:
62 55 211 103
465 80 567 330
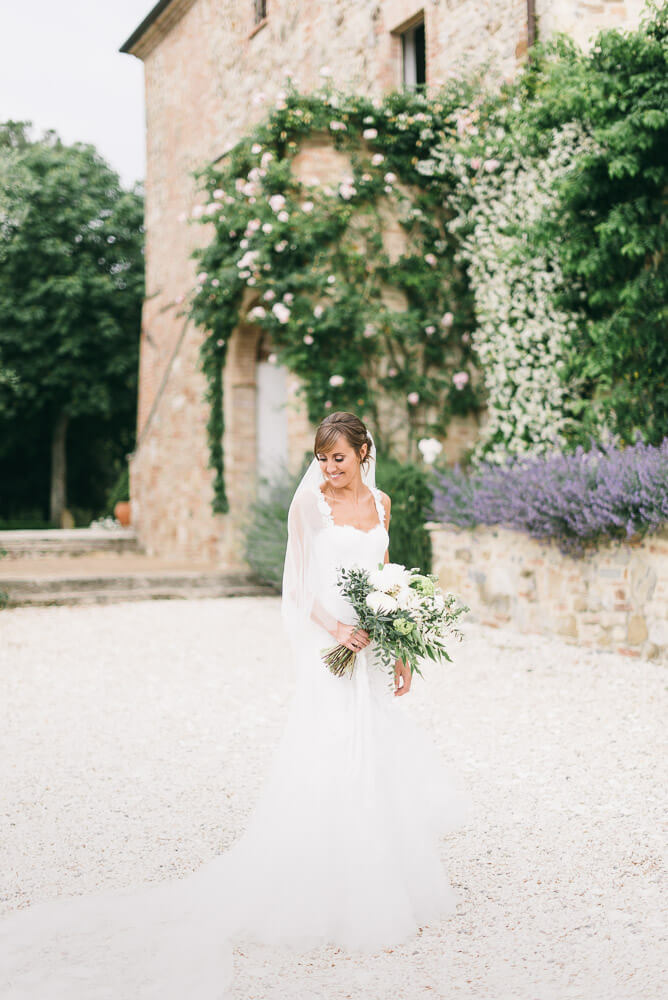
104 464 130 517
243 461 308 589
376 456 433 574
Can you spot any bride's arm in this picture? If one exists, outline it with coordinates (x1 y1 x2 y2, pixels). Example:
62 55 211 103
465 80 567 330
378 491 409 693
310 597 370 648
379 491 391 565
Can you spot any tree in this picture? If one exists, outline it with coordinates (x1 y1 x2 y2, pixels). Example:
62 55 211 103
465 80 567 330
513 6 668 446
0 123 144 524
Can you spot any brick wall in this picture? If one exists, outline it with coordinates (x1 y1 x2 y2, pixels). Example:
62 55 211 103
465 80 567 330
536 0 646 50
429 523 668 662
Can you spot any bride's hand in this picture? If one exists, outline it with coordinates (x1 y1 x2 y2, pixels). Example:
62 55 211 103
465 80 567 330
335 622 370 652
394 659 412 696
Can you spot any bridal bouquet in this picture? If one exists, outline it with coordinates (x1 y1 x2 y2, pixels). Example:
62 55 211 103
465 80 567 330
321 561 468 679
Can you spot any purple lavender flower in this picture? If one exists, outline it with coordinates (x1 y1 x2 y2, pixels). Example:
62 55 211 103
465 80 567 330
429 438 668 555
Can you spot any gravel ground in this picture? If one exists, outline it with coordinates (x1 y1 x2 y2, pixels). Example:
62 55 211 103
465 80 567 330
0 597 665 1000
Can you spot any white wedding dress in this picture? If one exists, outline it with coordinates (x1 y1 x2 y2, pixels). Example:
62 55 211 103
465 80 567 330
0 479 470 999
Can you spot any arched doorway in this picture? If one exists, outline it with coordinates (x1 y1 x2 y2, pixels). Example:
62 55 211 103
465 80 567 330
256 335 289 498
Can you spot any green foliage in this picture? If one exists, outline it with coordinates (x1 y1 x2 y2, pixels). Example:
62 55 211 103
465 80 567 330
104 463 130 516
504 6 668 446
187 84 483 511
0 122 144 519
375 456 433 573
242 460 309 588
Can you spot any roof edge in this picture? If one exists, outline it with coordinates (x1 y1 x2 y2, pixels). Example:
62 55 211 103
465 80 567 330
120 0 195 57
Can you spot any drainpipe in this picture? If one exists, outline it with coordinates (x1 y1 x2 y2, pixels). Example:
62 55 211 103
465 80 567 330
527 0 537 48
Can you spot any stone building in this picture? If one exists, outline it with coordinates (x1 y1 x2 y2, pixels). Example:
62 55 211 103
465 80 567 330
121 0 646 565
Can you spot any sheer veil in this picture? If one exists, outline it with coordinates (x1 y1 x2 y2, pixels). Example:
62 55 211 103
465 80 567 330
280 431 377 641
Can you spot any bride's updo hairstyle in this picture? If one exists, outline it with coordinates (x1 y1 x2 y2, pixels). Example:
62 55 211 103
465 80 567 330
314 411 373 470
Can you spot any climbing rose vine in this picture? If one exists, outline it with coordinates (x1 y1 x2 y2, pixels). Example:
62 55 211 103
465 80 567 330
186 83 481 512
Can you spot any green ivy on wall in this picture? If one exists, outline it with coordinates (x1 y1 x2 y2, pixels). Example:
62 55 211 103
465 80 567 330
186 83 481 513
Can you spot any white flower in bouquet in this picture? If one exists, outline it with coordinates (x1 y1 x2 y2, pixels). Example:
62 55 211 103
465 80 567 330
369 562 411 592
366 590 398 614
394 586 416 611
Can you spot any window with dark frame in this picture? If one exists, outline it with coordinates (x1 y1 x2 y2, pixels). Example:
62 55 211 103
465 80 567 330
401 19 426 90
254 0 267 25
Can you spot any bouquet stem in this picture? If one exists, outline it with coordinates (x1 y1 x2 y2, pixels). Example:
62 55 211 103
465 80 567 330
321 642 357 677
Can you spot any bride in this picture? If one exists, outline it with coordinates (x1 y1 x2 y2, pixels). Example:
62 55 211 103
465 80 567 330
0 411 471 998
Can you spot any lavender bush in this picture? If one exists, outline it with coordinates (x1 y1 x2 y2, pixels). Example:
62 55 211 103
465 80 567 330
429 438 668 555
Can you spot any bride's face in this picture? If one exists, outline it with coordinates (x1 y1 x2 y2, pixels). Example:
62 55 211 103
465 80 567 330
317 434 367 487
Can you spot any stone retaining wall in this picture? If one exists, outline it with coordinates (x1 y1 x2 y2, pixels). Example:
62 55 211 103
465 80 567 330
428 523 668 662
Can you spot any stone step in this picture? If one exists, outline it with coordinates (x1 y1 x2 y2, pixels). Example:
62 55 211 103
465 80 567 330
0 571 277 607
0 527 140 559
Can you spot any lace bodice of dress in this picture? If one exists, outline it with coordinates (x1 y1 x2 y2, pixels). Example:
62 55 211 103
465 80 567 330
311 485 389 627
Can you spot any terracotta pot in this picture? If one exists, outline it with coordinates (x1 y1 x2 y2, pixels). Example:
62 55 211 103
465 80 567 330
114 501 131 527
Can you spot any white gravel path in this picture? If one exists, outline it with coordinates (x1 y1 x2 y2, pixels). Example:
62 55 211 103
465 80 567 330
0 598 665 1000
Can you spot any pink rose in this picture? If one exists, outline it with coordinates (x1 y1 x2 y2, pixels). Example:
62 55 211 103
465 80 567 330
272 302 291 324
